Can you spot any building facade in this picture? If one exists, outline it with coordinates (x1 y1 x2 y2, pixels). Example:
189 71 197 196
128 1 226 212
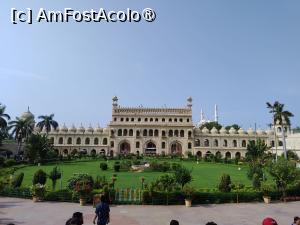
32 97 299 158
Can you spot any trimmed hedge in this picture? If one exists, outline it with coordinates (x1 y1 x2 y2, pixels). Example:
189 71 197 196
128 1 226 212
0 187 32 199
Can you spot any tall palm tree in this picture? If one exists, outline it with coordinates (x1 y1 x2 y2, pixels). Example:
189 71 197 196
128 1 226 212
9 117 34 153
0 103 11 129
266 101 294 159
36 114 58 134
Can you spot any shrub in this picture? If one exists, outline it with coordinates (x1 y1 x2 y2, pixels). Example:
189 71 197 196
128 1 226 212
48 166 61 190
252 173 262 190
33 169 47 185
171 163 182 171
114 162 120 172
5 159 17 167
218 174 231 192
67 174 94 190
100 162 108 171
11 172 24 188
174 166 192 189
94 176 108 189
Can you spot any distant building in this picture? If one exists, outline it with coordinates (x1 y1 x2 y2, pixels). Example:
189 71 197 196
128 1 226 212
30 97 299 158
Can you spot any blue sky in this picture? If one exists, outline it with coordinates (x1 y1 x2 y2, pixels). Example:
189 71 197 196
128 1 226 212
1 0 299 129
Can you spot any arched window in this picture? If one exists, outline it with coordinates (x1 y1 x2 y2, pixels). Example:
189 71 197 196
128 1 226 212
150 118 153 122
85 138 90 145
59 137 63 144
162 130 166 137
76 137 81 145
103 138 108 145
271 140 275 147
180 130 184 137
223 139 228 147
233 140 237 148
123 129 128 136
143 129 148 136
145 118 148 122
174 118 178 122
63 149 68 155
277 127 282 133
174 130 179 137
118 129 122 136
136 141 140 148
129 129 133 136
162 118 165 122
279 141 283 146
225 152 231 159
131 118 134 122
235 152 241 159
67 137 72 145
179 118 183 122
91 149 96 155
188 142 192 149
204 139 210 147
149 129 153 136
154 129 159 137
195 139 200 147
136 130 140 137
242 140 247 148
168 130 173 137
161 142 166 149
155 118 158 122
216 151 222 158
110 141 114 148
169 118 172 122
94 138 99 145
126 118 129 122
188 131 192 138
138 118 141 122
214 139 218 147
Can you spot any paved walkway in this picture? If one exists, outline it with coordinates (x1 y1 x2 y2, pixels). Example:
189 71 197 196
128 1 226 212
0 197 299 225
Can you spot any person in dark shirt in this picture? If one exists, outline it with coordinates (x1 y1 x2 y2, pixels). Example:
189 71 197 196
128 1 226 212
66 212 84 225
93 195 110 225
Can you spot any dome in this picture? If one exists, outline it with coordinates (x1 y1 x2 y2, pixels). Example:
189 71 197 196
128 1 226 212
202 127 210 134
112 96 118 101
210 127 219 134
229 127 237 134
219 127 228 134
247 128 255 135
59 124 68 133
266 129 274 135
86 124 94 133
20 107 34 122
238 128 246 135
77 124 85 133
69 125 76 133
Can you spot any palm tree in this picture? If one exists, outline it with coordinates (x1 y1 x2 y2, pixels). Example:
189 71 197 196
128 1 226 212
266 101 294 159
36 114 58 134
9 117 34 153
0 103 10 129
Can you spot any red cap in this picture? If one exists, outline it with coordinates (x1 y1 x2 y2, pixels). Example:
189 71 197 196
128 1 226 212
262 218 278 225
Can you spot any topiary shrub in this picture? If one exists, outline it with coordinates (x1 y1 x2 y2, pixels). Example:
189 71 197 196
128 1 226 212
100 162 108 171
114 162 120 172
5 159 17 167
33 169 47 185
218 174 231 192
11 172 24 188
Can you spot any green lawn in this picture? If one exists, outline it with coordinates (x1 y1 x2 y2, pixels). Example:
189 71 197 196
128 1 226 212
14 159 253 190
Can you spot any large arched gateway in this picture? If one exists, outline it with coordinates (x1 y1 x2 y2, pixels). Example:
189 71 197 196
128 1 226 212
145 141 156 155
119 141 130 155
170 142 182 155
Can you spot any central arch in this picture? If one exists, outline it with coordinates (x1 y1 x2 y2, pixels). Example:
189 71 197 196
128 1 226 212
170 141 182 155
144 141 156 155
119 141 131 155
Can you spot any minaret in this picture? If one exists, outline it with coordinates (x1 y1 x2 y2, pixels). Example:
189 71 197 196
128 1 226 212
200 109 204 122
214 104 219 122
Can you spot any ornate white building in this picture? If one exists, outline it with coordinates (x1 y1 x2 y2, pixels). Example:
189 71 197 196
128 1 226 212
30 97 299 158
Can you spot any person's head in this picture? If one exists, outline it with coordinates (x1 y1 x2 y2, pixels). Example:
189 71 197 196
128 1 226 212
170 220 179 225
262 217 278 225
206 222 217 225
100 194 106 203
294 217 300 225
72 212 83 225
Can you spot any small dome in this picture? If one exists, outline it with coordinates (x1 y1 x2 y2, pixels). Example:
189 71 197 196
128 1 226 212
77 124 85 133
20 107 35 122
238 128 246 135
202 127 210 134
112 96 118 101
69 125 76 133
210 127 219 134
86 124 94 133
266 129 274 135
229 127 237 134
247 128 255 135
219 127 228 134
59 124 68 133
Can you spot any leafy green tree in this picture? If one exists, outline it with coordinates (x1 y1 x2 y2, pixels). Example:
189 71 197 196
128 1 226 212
268 158 300 197
11 172 24 188
252 173 262 190
225 124 241 131
283 150 299 161
25 133 53 163
48 166 61 190
218 173 232 192
173 166 192 189
36 114 59 134
152 174 177 205
0 104 10 146
246 139 268 164
9 117 34 153
267 101 294 159
200 121 222 131
33 169 47 185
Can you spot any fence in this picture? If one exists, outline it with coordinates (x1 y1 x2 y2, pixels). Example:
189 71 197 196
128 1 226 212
114 188 142 204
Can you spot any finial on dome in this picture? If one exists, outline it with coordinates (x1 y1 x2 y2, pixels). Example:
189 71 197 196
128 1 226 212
187 97 192 108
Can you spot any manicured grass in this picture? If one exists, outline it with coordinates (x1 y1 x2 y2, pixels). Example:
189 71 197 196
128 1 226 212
14 159 252 190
